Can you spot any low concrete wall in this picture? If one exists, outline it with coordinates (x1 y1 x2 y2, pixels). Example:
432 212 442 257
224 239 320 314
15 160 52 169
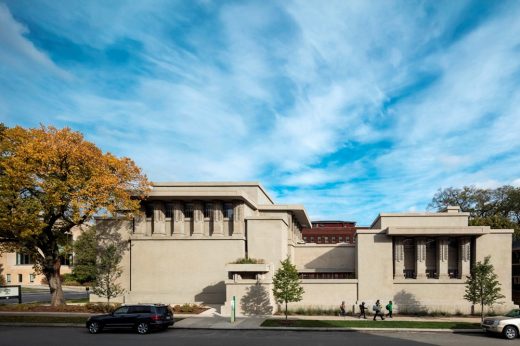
294 244 355 271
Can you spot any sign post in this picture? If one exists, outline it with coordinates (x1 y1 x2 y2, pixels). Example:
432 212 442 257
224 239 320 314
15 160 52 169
230 295 236 323
0 285 22 304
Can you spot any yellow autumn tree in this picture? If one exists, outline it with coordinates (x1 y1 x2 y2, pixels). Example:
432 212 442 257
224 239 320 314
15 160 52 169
0 124 150 306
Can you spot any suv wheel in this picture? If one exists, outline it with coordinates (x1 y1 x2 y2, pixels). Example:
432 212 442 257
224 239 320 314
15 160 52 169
136 322 150 334
88 321 102 334
503 326 518 340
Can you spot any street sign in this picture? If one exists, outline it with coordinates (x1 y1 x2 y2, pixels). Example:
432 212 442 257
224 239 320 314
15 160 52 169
0 285 22 303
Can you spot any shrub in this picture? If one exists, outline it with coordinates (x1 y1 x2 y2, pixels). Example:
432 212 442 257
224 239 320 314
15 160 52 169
231 258 265 264
85 303 121 313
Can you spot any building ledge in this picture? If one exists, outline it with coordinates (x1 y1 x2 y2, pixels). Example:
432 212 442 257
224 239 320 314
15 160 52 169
393 278 466 284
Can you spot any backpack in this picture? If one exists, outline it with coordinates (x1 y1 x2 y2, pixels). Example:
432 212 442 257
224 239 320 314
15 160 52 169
372 304 377 312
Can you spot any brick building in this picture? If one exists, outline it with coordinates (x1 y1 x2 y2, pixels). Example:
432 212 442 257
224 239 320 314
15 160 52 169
302 221 357 244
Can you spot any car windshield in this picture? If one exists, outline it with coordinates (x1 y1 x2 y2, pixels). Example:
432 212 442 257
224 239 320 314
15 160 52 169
504 310 520 317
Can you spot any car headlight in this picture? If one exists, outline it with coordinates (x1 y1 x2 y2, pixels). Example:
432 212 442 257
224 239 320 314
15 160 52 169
493 320 500 326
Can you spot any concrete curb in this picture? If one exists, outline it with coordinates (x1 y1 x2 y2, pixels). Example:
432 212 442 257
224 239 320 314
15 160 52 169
173 326 483 333
0 322 483 333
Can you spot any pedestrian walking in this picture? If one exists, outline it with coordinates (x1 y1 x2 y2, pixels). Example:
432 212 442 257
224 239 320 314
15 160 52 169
386 301 393 318
358 302 367 319
339 301 347 316
372 299 385 320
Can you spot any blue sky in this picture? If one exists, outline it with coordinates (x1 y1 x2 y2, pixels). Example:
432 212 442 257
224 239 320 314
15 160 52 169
1 0 520 225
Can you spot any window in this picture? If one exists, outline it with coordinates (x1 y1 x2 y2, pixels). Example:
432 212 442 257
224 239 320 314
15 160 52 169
204 203 213 218
18 274 23 283
338 236 343 243
303 236 308 242
144 203 154 218
60 254 73 266
317 237 322 243
346 236 350 243
30 273 35 283
324 237 329 244
184 203 194 218
113 306 130 315
16 253 32 265
165 203 174 218
223 203 234 219
310 236 314 242
332 236 336 243
6 274 11 283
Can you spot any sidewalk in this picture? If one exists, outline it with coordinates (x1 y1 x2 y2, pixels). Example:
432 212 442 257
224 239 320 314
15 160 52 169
173 309 483 332
0 308 484 333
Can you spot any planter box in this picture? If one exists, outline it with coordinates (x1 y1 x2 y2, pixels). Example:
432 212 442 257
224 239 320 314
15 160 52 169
225 263 271 273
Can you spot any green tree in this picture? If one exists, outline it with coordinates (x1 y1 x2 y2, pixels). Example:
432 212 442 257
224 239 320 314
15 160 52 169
464 256 505 322
91 241 126 303
429 185 520 237
272 257 304 320
72 227 97 284
0 124 150 305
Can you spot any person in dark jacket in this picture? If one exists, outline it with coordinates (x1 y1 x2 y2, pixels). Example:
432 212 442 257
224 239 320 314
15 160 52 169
358 302 367 319
339 301 347 316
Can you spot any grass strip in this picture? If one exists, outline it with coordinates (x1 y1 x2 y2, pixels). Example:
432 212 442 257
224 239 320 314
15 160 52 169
261 319 481 329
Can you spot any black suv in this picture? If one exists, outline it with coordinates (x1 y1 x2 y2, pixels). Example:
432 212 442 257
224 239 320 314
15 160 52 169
86 304 174 334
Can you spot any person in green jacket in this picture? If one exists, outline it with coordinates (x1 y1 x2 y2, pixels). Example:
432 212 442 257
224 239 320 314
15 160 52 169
386 301 393 318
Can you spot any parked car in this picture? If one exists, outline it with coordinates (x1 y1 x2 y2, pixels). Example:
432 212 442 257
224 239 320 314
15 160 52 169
481 309 520 339
86 304 174 334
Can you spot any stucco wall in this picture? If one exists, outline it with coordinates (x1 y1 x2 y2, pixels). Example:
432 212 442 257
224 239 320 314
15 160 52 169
356 231 394 302
293 244 355 271
247 218 288 268
288 280 358 310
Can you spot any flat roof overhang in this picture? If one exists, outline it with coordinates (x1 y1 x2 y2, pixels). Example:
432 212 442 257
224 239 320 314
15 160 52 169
386 226 513 236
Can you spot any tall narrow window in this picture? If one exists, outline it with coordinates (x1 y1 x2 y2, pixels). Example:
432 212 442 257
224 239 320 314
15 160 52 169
165 203 174 218
30 273 35 283
184 203 194 218
223 203 234 219
18 274 23 283
204 203 213 218
144 203 154 218
6 274 11 283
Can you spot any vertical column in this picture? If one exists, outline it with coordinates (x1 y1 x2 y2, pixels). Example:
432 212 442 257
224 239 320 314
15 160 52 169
192 201 204 236
415 237 426 279
394 237 405 279
212 200 224 236
437 237 449 279
172 201 185 235
153 201 166 235
459 237 471 279
133 205 146 234
232 201 244 235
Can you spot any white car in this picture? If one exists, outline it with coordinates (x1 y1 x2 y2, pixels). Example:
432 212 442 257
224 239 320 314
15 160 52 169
482 309 520 340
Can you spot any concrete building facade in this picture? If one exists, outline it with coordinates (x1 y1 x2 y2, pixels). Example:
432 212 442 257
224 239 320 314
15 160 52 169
91 182 516 316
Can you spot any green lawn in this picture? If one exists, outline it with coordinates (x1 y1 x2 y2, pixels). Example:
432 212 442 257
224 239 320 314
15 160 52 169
261 319 481 329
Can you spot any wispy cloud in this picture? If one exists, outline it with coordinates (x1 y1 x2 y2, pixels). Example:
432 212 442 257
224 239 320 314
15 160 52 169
1 0 519 224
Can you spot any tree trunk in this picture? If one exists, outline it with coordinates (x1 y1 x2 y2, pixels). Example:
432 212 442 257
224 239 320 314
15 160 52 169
45 259 65 306
285 301 288 320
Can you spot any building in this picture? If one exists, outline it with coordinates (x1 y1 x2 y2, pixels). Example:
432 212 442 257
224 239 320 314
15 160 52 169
302 221 356 244
0 226 83 286
91 182 516 315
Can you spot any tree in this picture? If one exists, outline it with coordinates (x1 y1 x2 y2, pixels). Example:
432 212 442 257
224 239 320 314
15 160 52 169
0 125 150 305
92 241 127 303
429 185 520 237
464 256 505 322
72 227 98 284
272 257 304 320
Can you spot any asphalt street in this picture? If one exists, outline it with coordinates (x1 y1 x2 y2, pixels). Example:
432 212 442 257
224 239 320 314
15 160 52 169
0 327 513 346
1 290 88 304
